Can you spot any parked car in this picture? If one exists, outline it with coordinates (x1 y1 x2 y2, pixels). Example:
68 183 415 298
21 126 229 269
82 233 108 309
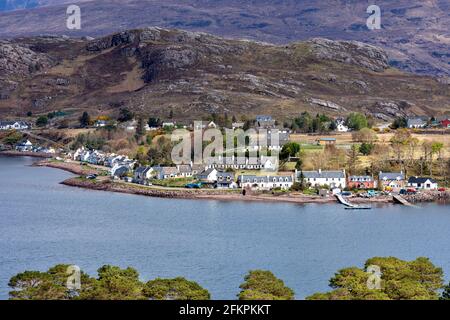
186 183 202 189
86 174 97 180
341 191 352 197
438 188 446 192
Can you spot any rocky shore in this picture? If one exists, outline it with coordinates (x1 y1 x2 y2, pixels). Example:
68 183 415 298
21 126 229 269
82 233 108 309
405 191 450 203
33 159 449 206
61 177 339 204
33 160 99 175
0 151 53 158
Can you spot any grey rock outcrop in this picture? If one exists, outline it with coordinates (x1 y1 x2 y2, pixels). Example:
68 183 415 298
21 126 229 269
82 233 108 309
308 38 389 72
0 41 54 77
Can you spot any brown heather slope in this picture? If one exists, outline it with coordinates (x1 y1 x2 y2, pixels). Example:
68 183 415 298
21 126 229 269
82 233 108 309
0 28 449 122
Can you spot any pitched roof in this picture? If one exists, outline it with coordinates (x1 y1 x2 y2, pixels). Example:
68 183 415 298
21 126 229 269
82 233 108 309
177 165 192 173
160 167 179 175
135 166 151 174
198 168 216 176
407 118 427 126
379 172 405 180
239 175 293 183
256 115 273 122
408 177 437 184
349 176 374 181
300 170 345 179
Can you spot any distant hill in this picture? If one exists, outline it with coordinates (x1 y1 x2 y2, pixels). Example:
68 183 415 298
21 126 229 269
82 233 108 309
0 28 448 122
0 0 73 11
0 0 449 77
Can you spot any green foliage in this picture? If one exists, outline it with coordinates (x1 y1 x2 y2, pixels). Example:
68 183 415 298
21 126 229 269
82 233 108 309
78 265 144 300
135 117 147 137
8 264 209 300
118 108 134 122
79 112 91 128
306 257 444 300
143 278 210 300
148 117 161 128
2 131 23 146
238 270 294 300
359 142 374 155
295 159 303 171
346 113 368 131
147 136 173 166
392 117 408 129
290 182 303 192
35 115 48 127
72 132 106 150
441 283 450 300
292 112 332 133
280 142 301 161
8 264 92 300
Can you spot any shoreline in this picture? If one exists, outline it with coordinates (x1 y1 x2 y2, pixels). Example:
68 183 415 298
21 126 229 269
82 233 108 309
0 150 54 158
25 158 450 206
61 177 342 205
33 159 394 205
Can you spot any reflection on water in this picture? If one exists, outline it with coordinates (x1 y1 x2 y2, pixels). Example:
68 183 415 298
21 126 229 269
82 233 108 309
1 156 450 299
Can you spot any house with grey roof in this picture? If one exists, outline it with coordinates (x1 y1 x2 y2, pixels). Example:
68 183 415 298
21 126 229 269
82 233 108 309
256 115 275 129
134 166 154 181
111 164 130 178
251 130 290 151
348 175 377 189
379 171 405 191
177 164 193 178
196 168 218 183
152 166 180 180
239 174 294 190
407 177 438 190
216 172 237 189
407 117 428 129
296 169 346 189
0 120 30 131
15 140 33 152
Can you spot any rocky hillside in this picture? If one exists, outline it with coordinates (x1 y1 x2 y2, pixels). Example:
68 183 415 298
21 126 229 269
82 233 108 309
0 0 449 76
0 28 449 122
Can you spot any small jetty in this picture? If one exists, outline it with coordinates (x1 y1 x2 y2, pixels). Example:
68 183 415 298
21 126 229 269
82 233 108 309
336 194 371 210
393 195 417 207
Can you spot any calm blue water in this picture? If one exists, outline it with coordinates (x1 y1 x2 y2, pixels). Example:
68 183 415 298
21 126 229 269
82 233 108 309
0 156 449 300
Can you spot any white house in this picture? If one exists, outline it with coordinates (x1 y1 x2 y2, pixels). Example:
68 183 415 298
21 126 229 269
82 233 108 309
0 121 30 131
111 164 130 178
162 122 175 128
407 117 427 129
177 164 194 178
379 171 406 191
297 169 346 189
260 156 278 171
196 168 218 183
207 121 217 129
216 172 237 189
336 119 349 132
15 140 33 151
134 166 154 181
94 120 107 127
232 122 244 130
408 177 438 190
152 166 180 180
239 174 294 190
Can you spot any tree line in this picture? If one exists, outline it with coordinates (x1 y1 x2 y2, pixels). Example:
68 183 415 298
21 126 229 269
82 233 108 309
8 256 450 300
